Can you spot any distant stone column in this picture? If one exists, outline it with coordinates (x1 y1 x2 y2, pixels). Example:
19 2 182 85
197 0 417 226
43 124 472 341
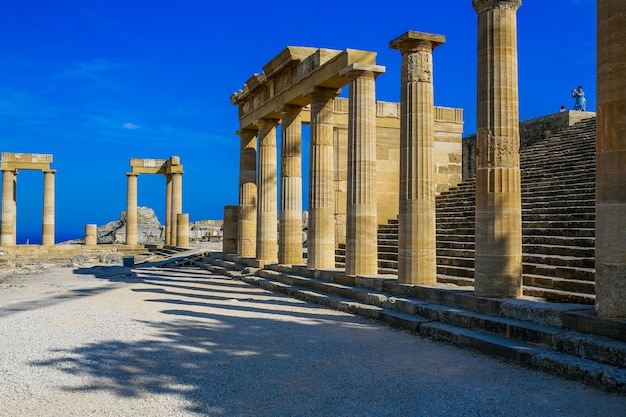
176 213 189 247
255 118 280 263
224 204 239 254
1 169 16 246
391 31 445 285
307 87 340 270
165 174 172 245
596 0 626 318
279 104 303 265
340 63 385 276
125 172 139 246
42 169 56 246
170 172 183 246
85 224 97 246
473 0 523 297
238 129 257 257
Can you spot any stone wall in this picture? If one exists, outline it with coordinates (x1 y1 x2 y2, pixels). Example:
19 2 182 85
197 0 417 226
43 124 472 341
462 110 596 181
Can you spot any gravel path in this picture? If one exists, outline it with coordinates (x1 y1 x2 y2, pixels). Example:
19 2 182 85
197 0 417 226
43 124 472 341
1 261 625 417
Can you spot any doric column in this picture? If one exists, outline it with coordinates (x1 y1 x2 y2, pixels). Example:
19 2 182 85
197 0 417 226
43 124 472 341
224 204 239 254
165 174 172 245
176 213 189 247
170 172 183 246
238 129 258 257
125 172 138 246
596 0 626 318
85 224 97 246
279 104 303 265
41 169 56 246
390 31 445 285
255 118 280 263
340 63 385 276
1 169 16 246
472 0 523 297
307 87 340 270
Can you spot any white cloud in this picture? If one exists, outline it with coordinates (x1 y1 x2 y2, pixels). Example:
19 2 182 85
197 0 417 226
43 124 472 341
123 122 140 130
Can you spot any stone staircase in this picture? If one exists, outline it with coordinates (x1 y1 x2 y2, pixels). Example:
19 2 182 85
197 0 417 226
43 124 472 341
172 252 626 394
336 117 597 304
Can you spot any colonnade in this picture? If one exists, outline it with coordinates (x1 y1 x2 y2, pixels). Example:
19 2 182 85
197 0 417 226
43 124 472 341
0 153 55 246
125 156 184 246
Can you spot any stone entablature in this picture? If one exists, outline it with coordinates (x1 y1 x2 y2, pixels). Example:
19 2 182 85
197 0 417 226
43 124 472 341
0 152 53 170
129 156 184 175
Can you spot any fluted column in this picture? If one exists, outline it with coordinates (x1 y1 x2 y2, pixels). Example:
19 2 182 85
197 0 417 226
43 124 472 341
340 63 385 276
279 104 303 265
473 0 523 297
238 129 258 257
85 224 97 246
256 118 280 263
176 213 189 247
170 172 183 246
307 87 340 269
42 169 56 246
596 0 626 318
125 172 139 246
391 31 445 285
165 174 172 245
1 169 16 246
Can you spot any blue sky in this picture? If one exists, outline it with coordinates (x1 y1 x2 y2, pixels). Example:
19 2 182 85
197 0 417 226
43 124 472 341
1 0 596 243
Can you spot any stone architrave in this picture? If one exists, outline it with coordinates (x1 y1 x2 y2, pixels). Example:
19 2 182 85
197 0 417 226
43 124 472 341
340 63 385 276
596 0 626 318
1 169 16 246
238 129 258 257
390 31 445 285
472 0 523 298
279 104 304 265
125 172 139 246
42 170 56 246
255 118 280 263
307 87 340 270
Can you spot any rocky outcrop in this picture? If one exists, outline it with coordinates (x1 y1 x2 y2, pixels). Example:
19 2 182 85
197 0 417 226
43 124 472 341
97 207 164 244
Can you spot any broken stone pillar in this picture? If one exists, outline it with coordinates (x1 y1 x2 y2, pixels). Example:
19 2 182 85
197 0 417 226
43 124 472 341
596 0 626 318
165 174 172 245
170 172 183 246
125 172 138 246
238 129 257 257
307 87 340 270
1 169 16 246
472 0 523 298
42 169 56 246
224 204 239 254
340 63 385 276
85 224 97 246
391 31 445 285
176 213 189 247
279 104 304 265
256 118 280 263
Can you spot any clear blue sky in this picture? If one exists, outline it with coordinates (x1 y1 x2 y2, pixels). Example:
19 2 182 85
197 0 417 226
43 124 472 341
1 0 596 243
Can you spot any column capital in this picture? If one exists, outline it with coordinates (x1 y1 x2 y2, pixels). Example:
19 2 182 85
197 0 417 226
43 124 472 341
390 31 445 54
340 63 386 79
281 104 302 117
43 169 57 175
305 86 341 101
254 118 280 131
236 128 258 139
126 172 139 177
473 0 521 14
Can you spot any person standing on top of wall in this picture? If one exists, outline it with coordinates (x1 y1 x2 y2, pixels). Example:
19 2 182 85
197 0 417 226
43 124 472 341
572 86 586 111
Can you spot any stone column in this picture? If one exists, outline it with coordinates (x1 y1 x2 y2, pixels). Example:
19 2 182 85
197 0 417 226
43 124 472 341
85 224 97 246
41 169 56 246
596 0 626 318
255 118 280 263
165 174 172 245
279 104 303 265
1 169 16 246
472 0 523 297
307 87 340 270
176 213 189 247
170 172 183 246
340 63 385 276
390 31 445 285
224 204 239 254
238 129 258 257
125 172 138 246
